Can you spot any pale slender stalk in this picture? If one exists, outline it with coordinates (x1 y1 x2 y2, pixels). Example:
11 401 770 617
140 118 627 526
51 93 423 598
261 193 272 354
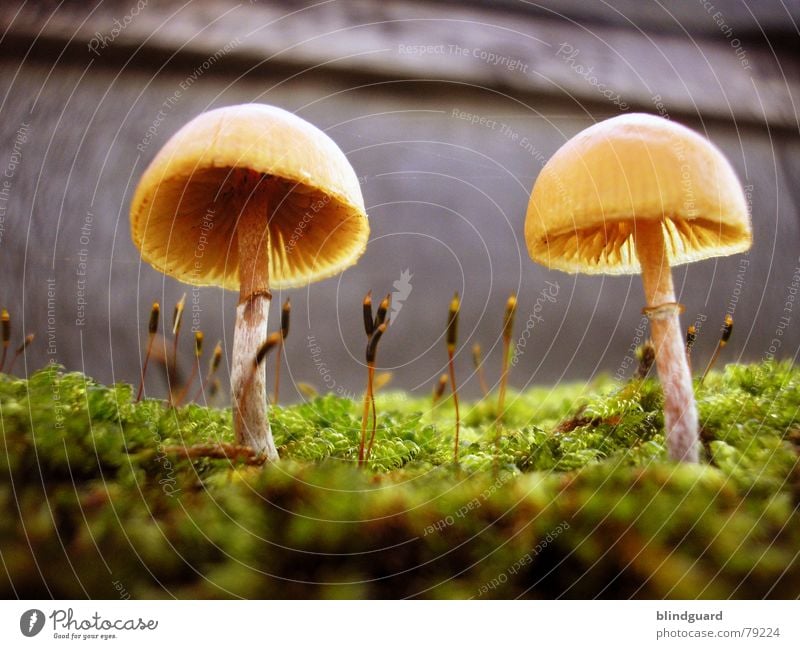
448 350 460 463
231 183 277 460
358 368 372 466
634 222 699 462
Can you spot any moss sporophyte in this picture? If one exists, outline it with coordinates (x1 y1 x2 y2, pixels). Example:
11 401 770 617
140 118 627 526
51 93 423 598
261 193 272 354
359 291 390 467
1 360 798 597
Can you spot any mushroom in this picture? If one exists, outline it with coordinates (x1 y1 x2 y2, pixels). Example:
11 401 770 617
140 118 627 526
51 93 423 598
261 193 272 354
525 113 751 462
130 104 369 459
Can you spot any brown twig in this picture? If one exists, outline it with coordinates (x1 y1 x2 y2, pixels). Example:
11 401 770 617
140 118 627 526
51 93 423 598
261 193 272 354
162 442 267 465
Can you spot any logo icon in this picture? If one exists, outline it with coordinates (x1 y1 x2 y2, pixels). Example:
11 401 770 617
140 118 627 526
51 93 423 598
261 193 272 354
20 609 45 637
390 269 413 323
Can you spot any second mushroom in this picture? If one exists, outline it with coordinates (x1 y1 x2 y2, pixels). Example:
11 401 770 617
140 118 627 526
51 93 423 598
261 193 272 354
525 113 751 462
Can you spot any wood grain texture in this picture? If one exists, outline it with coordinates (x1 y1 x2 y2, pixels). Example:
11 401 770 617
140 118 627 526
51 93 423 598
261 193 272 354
1 0 797 129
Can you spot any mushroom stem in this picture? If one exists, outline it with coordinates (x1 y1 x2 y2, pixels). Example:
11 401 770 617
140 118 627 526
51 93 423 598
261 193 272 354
231 183 277 460
634 222 699 463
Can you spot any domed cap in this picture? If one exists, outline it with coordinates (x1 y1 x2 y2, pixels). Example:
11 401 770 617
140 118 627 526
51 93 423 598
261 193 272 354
130 103 369 290
525 113 751 275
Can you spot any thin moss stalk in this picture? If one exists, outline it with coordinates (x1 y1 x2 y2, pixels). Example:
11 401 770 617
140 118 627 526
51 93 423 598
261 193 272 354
169 293 187 402
176 331 203 406
136 302 160 402
273 298 291 404
497 294 517 421
472 343 488 397
447 292 461 463
8 333 33 374
0 308 10 372
193 340 223 403
700 315 733 386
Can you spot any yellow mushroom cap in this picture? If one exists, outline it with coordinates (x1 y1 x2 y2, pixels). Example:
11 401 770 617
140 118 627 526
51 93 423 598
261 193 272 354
130 103 369 290
525 113 751 275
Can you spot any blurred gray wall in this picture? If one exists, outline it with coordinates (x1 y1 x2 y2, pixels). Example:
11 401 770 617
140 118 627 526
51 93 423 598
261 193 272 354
0 0 798 401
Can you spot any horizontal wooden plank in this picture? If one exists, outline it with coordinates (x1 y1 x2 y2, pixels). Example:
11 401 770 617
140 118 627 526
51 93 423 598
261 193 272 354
1 0 798 129
472 0 800 37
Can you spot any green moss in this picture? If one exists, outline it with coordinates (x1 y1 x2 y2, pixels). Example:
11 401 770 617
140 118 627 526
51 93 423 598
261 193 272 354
1 361 798 598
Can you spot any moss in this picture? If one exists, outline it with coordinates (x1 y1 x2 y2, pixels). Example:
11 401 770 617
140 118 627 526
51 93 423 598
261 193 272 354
0 361 798 598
